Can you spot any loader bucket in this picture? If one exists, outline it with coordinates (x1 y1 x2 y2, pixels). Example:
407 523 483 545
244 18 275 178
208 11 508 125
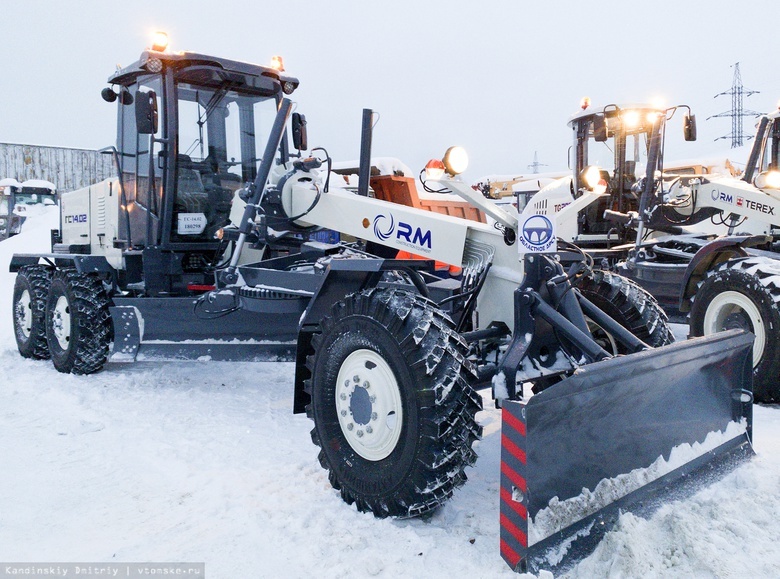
499 329 754 574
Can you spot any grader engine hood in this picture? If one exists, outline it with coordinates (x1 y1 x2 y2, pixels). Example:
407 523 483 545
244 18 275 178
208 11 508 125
59 187 91 245
59 179 122 268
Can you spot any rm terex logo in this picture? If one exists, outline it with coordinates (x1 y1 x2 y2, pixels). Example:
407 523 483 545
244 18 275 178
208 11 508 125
710 189 776 215
64 213 88 224
370 213 432 250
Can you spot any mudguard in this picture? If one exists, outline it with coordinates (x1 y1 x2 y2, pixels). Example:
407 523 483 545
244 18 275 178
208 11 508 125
499 329 754 573
679 235 769 312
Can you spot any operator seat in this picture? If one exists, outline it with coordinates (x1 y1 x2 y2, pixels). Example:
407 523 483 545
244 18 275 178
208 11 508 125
175 154 209 213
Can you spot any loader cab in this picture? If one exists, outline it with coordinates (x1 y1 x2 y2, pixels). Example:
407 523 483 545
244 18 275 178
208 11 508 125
14 180 57 207
570 105 665 239
744 111 780 184
105 49 299 294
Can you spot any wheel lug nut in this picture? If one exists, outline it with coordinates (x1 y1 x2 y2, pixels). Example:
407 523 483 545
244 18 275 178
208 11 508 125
366 426 373 434
340 393 347 400
344 380 350 387
356 430 364 438
340 410 347 417
347 423 354 431
371 412 378 421
363 381 370 389
369 396 376 403
353 375 360 383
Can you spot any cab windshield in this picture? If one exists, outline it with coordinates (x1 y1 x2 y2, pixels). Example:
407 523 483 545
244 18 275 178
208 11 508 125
582 111 654 180
756 117 780 173
15 187 57 205
571 108 661 235
173 82 279 240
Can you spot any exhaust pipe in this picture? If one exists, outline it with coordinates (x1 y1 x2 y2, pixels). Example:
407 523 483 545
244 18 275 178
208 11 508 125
357 108 373 197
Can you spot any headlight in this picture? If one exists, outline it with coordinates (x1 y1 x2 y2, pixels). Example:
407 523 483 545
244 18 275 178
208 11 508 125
623 110 641 129
144 58 163 73
755 170 780 190
442 146 468 175
582 165 603 190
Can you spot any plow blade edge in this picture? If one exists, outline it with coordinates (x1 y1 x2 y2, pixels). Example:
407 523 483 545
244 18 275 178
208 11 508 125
499 329 754 573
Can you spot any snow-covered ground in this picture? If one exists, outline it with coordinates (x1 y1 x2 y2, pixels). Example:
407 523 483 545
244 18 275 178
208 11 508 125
1 211 780 578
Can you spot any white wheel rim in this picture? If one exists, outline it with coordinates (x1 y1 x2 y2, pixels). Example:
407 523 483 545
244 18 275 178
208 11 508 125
52 295 72 351
16 289 32 338
335 349 403 461
703 290 765 367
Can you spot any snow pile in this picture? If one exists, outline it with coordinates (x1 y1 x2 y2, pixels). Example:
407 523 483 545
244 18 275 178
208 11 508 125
568 436 780 578
491 371 508 400
530 420 748 545
0 205 58 349
19 178 57 190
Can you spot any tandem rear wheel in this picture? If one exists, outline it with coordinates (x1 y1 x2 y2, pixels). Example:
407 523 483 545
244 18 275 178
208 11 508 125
44 269 112 375
13 265 53 360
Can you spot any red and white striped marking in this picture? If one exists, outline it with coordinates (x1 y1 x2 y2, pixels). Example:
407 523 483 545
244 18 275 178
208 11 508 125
499 401 528 572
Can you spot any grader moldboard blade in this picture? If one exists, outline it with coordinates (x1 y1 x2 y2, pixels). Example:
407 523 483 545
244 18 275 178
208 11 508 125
499 329 754 574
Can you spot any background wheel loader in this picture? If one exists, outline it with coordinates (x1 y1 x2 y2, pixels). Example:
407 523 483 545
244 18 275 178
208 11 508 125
0 178 57 241
525 101 780 402
9 39 754 573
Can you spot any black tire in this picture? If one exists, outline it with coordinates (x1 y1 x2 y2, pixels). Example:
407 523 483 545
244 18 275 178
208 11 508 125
575 269 673 352
45 270 112 374
689 257 780 403
13 265 53 359
306 287 482 518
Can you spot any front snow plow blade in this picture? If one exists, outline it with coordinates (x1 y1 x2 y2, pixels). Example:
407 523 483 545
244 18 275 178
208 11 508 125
499 329 754 574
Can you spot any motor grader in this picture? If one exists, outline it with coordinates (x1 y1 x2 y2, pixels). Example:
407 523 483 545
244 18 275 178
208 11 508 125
10 39 754 573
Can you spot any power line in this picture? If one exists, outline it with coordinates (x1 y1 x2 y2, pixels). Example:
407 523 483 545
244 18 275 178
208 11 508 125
707 62 762 148
527 151 547 174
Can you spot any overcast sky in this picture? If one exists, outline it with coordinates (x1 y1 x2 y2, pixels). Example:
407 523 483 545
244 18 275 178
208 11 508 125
2 0 778 180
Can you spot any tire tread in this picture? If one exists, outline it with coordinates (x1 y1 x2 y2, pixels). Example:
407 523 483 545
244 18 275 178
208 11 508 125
47 269 111 375
306 287 482 518
13 265 53 359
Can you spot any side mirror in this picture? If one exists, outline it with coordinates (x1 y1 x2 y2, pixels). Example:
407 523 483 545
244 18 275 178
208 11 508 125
684 113 697 142
135 89 158 135
292 112 308 151
101 87 117 103
593 115 608 142
119 87 134 105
